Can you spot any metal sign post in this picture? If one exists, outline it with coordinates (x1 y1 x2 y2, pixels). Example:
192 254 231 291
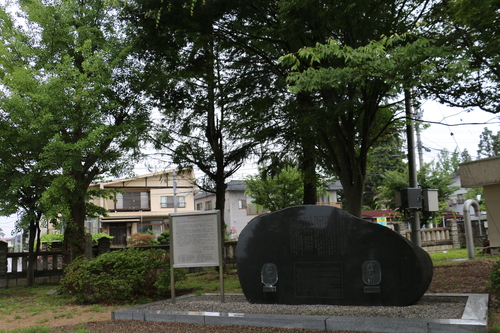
169 210 224 303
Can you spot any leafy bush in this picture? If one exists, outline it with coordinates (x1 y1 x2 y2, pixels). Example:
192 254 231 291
128 233 159 246
490 260 500 294
91 233 113 243
157 230 170 244
39 233 113 250
40 234 64 250
60 248 186 303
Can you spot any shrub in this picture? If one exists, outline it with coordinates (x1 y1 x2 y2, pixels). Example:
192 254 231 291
490 260 500 294
91 233 113 243
59 248 186 303
157 230 170 244
128 233 159 246
40 234 64 250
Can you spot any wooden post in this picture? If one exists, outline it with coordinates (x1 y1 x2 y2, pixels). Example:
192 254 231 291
0 241 7 289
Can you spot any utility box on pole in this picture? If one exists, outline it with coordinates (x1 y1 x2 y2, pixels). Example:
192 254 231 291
423 189 439 212
398 188 423 209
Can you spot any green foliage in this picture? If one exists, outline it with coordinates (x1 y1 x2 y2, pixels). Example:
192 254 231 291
477 127 500 159
40 234 64 243
464 188 486 211
143 229 157 236
91 233 113 243
363 123 407 210
0 0 151 264
376 150 460 223
425 0 500 112
490 260 500 295
39 233 113 249
157 230 170 244
60 248 186 303
245 166 305 212
39 234 63 250
279 31 436 93
128 233 159 246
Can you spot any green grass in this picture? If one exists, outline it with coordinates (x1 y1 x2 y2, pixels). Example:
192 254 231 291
429 248 469 262
0 270 242 333
429 248 496 266
175 268 242 294
0 327 52 333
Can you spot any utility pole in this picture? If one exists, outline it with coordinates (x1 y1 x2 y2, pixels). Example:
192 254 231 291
405 89 421 247
173 169 178 213
415 109 425 169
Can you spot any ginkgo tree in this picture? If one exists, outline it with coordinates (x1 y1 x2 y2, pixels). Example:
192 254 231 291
0 0 150 266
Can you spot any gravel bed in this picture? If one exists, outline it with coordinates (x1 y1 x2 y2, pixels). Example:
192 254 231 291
145 294 467 319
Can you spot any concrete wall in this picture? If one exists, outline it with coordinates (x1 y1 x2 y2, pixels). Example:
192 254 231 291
484 184 500 248
460 156 500 187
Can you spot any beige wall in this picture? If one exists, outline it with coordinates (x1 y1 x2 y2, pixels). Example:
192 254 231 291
460 156 500 188
484 184 500 247
459 157 500 248
94 170 197 214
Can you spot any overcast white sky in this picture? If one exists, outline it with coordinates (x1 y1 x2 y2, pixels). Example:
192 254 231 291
419 101 500 163
1 101 499 238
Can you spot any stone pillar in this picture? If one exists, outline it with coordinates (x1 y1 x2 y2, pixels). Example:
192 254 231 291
0 241 7 289
98 237 110 255
395 222 407 238
448 219 461 249
84 233 93 260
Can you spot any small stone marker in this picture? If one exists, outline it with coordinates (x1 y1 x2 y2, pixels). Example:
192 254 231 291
236 206 433 306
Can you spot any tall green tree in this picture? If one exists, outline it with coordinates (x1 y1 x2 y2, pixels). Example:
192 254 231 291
245 166 307 212
279 27 436 217
423 0 500 113
122 0 280 233
477 127 500 158
363 123 407 210
0 0 150 266
0 6 57 284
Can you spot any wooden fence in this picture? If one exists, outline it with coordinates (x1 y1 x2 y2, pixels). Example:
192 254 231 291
0 240 239 289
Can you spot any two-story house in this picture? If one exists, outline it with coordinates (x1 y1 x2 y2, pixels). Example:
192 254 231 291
194 180 343 239
88 170 198 246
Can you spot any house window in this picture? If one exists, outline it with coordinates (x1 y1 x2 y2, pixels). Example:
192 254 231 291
205 201 213 210
115 191 150 211
238 199 247 209
457 194 465 204
161 196 186 208
247 203 265 215
196 203 203 211
84 217 99 234
138 220 163 235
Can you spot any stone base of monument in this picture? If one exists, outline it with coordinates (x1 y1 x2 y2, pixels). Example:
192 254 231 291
112 292 488 333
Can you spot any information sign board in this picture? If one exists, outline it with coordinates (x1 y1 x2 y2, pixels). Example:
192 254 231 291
170 210 221 268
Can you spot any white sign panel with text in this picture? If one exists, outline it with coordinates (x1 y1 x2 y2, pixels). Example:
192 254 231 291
170 211 221 268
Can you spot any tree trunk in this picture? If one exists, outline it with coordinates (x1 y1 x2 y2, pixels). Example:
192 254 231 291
26 219 37 286
62 200 86 268
340 176 365 218
297 92 318 205
302 146 317 205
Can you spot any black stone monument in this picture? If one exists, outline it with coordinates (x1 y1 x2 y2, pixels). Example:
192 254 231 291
236 206 433 306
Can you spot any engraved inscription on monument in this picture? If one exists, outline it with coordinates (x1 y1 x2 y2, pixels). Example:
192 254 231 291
362 261 381 285
261 263 278 292
294 262 342 298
